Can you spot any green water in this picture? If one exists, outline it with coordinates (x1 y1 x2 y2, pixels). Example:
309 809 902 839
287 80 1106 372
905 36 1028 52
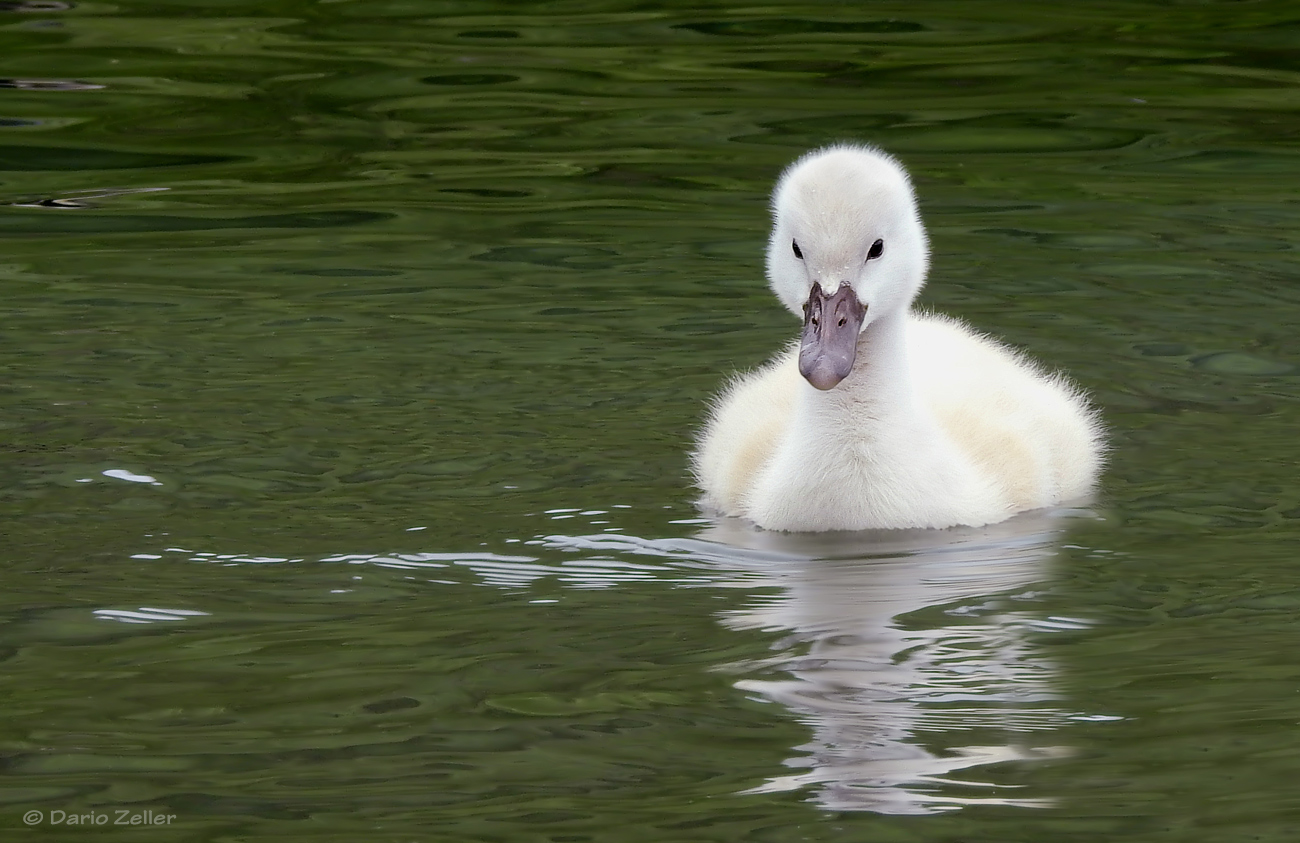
3 0 1300 839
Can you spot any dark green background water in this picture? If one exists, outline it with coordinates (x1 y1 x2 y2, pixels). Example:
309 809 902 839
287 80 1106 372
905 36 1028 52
3 0 1300 839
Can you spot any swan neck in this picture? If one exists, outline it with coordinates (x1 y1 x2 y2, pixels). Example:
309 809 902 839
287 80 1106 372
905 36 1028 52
840 309 911 398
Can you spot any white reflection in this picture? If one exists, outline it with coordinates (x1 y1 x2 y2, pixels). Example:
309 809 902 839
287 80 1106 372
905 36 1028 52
693 510 1083 814
94 607 210 625
130 503 1094 813
101 468 163 486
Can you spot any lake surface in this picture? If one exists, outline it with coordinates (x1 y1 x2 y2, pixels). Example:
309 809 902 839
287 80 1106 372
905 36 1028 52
3 1 1300 839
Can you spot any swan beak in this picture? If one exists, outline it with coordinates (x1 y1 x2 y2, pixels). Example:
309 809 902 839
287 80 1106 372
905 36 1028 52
798 282 866 390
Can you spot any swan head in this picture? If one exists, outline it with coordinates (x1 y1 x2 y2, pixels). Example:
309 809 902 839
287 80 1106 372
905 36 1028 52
766 145 930 390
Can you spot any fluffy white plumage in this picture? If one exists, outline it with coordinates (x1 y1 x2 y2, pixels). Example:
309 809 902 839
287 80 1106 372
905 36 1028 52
692 145 1104 531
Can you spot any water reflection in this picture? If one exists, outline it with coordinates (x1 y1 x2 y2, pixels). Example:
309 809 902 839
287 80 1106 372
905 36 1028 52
134 508 1094 814
696 513 1082 814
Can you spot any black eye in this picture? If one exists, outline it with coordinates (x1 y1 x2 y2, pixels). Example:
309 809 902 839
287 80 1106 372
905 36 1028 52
792 240 803 260
866 239 884 261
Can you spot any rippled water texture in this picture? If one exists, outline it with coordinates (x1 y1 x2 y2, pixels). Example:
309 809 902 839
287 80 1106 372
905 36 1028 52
3 1 1300 840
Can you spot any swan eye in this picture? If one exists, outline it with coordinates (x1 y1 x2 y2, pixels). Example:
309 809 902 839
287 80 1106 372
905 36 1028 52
866 239 884 260
792 240 803 260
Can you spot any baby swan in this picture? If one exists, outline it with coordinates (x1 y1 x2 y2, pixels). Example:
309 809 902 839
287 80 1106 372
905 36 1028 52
693 145 1103 532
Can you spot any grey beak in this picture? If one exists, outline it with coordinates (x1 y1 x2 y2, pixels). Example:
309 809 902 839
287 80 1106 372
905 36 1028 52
798 282 866 390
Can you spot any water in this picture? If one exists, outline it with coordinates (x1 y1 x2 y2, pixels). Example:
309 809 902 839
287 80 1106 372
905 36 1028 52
3 1 1300 839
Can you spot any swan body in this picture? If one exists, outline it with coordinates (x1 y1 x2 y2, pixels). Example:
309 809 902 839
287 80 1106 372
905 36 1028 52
693 145 1103 532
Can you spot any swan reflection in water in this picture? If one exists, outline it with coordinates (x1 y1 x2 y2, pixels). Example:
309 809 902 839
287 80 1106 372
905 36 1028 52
690 510 1087 814
138 507 1095 815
